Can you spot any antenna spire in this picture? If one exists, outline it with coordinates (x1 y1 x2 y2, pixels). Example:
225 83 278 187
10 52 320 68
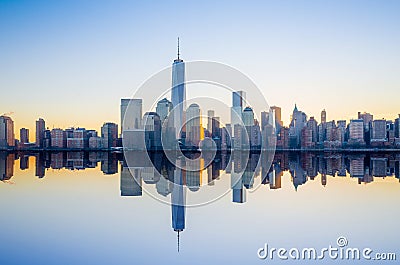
177 37 180 60
177 231 180 252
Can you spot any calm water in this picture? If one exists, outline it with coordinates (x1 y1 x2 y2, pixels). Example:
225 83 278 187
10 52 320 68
0 151 399 265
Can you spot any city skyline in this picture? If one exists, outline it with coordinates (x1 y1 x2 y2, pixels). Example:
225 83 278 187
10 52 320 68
1 1 400 138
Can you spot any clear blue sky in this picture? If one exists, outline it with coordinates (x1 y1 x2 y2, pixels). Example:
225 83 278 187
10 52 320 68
1 0 399 139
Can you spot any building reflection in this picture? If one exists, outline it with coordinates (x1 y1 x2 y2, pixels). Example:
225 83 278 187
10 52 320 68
1 151 400 187
2 150 400 251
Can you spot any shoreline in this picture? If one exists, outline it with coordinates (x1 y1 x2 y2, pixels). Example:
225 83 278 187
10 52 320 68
1 148 400 153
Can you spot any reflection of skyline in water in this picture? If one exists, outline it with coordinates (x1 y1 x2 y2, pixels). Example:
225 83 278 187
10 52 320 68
2 151 400 253
2 151 400 189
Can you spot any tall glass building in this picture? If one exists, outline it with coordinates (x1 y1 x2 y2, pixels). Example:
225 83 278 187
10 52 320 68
171 39 186 139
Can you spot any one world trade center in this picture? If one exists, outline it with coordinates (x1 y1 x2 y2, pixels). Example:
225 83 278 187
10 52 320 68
171 38 186 141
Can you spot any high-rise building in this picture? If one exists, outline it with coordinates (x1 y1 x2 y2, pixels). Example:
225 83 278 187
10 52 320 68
321 109 327 123
325 121 336 141
371 119 387 142
242 107 254 126
306 117 318 143
337 120 347 144
171 39 186 139
143 112 162 150
101 122 118 148
288 104 307 148
207 110 215 135
301 127 313 148
358 112 373 130
36 118 45 147
270 106 283 127
66 128 88 149
348 119 364 145
51 128 66 148
232 91 246 108
0 116 15 148
186 103 203 147
20 128 29 144
156 98 173 123
120 98 142 133
395 115 400 138
231 91 246 137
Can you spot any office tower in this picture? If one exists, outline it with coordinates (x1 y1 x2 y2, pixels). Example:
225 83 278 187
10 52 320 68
358 112 373 130
186 103 203 147
101 122 118 148
51 128 66 148
20 128 29 144
325 120 336 141
211 116 222 149
260 111 268 131
337 120 346 128
261 110 275 149
156 98 173 122
288 104 307 148
270 106 283 127
348 119 365 145
231 91 246 128
371 119 387 143
301 127 313 148
242 107 254 126
395 115 400 138
143 112 162 150
0 116 15 148
321 109 327 123
241 107 255 148
120 98 143 133
35 118 45 147
222 124 232 150
66 128 88 148
171 39 186 139
276 127 289 149
207 110 215 135
306 117 318 143
232 90 246 108
337 120 347 144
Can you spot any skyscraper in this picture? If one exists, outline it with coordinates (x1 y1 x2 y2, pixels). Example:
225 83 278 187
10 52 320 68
288 104 307 148
120 98 142 133
321 109 327 123
35 118 45 147
0 116 15 148
371 119 387 143
231 91 246 140
101 122 118 148
349 119 365 145
270 106 283 127
171 38 186 139
186 103 203 147
207 110 215 135
20 128 29 144
156 98 173 122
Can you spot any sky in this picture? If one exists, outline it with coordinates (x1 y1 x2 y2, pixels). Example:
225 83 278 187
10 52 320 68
1 0 400 141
